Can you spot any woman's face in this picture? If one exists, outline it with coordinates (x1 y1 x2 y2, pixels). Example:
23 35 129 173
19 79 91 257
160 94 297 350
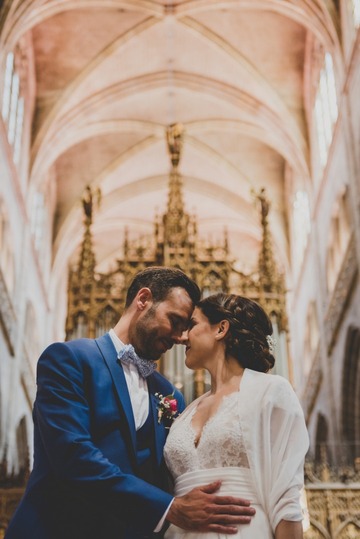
184 307 219 370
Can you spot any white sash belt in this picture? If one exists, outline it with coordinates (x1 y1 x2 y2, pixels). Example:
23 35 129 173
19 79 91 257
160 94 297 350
173 466 259 504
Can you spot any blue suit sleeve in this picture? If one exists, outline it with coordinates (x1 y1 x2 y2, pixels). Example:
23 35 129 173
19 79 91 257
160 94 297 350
34 342 173 536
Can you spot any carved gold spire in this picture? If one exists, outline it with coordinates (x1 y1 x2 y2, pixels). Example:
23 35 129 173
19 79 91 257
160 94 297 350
253 187 287 330
163 124 190 245
65 185 102 340
77 186 98 283
166 122 183 168
256 187 278 292
156 124 197 272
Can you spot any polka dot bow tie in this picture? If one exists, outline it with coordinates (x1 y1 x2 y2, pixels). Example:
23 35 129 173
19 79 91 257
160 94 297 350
118 344 157 378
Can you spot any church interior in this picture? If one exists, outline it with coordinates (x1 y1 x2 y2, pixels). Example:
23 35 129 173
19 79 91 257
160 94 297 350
0 0 360 536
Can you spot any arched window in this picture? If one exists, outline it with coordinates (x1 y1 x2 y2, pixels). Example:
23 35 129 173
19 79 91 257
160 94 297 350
74 313 88 340
96 306 118 338
304 302 319 376
16 416 29 476
200 270 226 297
313 53 338 170
352 0 360 26
7 72 20 146
1 52 14 122
13 96 24 165
326 189 351 293
1 49 25 167
342 326 360 465
314 413 330 465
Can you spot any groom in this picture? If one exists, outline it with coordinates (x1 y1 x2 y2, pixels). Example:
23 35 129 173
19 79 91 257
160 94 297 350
5 266 255 539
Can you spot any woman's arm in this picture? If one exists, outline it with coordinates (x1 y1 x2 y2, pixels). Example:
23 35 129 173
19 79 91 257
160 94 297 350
275 519 303 539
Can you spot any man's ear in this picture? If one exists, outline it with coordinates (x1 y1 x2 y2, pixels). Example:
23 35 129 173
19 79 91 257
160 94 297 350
136 287 153 310
215 320 230 340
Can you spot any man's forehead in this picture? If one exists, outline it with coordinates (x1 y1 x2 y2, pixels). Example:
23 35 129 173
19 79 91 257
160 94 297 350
164 286 193 303
163 288 194 314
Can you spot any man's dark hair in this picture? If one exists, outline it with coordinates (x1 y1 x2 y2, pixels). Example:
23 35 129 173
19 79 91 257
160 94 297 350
125 266 201 307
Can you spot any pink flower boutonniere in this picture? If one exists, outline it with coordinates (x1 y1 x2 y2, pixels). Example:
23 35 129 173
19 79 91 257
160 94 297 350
155 391 178 427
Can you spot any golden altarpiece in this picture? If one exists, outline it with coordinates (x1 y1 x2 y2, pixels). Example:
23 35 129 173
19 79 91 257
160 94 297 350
1 126 360 537
65 124 289 399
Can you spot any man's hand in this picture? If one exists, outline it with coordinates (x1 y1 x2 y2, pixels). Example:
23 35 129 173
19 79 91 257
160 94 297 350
166 480 256 534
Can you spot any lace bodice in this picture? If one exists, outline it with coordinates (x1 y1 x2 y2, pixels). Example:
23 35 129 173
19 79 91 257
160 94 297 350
164 391 250 479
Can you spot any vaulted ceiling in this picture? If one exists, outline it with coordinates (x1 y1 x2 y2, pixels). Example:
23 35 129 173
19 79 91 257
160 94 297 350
1 1 340 284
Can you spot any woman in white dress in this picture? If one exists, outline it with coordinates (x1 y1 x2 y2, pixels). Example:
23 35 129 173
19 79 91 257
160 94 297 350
164 293 309 539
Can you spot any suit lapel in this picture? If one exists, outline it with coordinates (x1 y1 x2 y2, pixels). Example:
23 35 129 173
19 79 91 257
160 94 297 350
147 376 168 466
95 334 137 454
96 335 170 467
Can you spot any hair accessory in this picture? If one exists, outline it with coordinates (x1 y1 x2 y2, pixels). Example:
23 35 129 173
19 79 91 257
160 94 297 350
266 335 275 354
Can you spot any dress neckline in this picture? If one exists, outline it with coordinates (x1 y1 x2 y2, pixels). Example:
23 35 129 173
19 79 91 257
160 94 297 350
190 374 244 448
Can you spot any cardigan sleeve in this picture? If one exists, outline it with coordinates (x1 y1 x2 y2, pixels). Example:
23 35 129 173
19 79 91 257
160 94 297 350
238 370 309 535
262 376 309 532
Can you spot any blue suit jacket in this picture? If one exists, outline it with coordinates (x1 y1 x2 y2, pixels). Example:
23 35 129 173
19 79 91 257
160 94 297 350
5 334 185 539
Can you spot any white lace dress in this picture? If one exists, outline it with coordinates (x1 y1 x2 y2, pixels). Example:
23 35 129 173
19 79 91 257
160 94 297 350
163 370 309 539
163 390 273 538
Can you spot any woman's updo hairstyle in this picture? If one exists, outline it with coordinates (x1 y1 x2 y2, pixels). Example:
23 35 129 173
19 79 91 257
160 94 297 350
197 293 275 373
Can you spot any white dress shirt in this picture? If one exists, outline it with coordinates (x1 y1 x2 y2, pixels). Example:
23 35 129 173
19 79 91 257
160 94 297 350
109 329 149 429
108 329 173 532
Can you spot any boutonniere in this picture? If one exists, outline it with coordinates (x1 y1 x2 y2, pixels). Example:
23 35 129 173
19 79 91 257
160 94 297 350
155 391 178 427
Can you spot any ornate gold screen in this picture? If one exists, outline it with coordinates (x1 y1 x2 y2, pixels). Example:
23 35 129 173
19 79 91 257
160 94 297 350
65 124 288 397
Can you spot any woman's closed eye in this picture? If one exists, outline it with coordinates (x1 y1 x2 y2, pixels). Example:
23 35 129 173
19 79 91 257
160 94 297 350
188 319 197 330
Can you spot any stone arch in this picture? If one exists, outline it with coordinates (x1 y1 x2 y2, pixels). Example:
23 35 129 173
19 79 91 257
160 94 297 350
15 416 29 478
314 412 330 465
341 325 360 464
95 305 119 337
306 519 331 538
335 518 360 538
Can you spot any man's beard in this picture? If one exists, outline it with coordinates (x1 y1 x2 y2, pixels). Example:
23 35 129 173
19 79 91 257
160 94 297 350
133 306 161 361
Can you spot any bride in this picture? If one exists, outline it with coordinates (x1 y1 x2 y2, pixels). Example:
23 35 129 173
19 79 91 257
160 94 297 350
165 293 309 539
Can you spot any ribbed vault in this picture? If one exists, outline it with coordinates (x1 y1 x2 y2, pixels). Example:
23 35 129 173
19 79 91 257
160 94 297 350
0 0 342 302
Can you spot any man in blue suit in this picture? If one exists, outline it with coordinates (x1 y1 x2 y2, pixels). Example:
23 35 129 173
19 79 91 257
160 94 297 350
5 266 254 538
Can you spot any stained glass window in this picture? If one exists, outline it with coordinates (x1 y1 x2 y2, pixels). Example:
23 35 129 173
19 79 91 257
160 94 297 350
1 51 25 166
13 97 24 164
31 191 45 253
313 53 338 170
352 0 360 26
